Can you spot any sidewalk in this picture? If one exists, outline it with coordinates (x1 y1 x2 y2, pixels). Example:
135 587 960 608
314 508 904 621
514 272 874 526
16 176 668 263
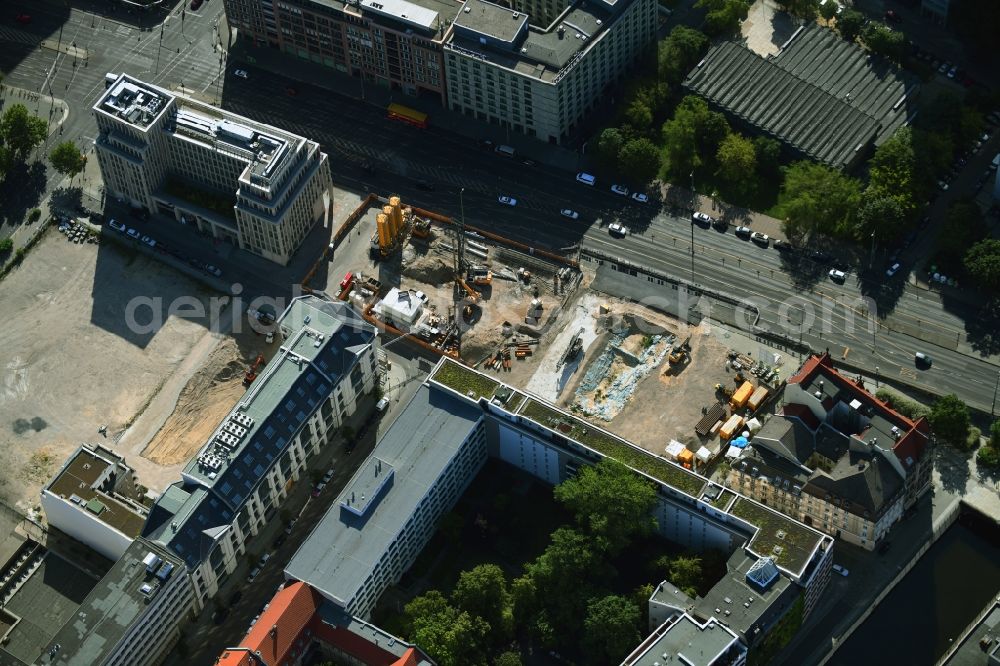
224 30 585 172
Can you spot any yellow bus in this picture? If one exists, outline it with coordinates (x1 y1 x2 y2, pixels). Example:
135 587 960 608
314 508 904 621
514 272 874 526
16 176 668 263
387 103 428 129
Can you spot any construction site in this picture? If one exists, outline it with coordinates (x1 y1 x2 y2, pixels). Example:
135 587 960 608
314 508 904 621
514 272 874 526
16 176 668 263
332 194 583 367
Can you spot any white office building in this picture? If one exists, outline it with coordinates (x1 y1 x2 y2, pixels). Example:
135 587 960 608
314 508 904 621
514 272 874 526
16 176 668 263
443 0 657 145
93 73 333 265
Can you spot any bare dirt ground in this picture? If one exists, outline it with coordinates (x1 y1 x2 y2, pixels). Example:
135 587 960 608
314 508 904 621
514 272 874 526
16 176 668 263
0 230 216 514
140 326 271 466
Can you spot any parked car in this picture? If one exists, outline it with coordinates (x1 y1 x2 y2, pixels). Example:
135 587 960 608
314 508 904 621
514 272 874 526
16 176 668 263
811 249 833 263
312 482 327 497
246 566 261 582
832 564 849 577
885 262 901 277
560 209 579 220
610 184 629 196
631 192 649 204
205 264 222 277
691 212 714 226
376 396 390 412
233 69 249 79
828 269 847 282
140 235 156 248
126 228 140 239
734 226 752 239
257 552 271 568
322 468 336 484
108 219 125 233
608 222 627 237
774 239 795 253
750 231 769 247
497 195 517 207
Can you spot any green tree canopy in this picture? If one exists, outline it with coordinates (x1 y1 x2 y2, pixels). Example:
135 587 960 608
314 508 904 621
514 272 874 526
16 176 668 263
778 0 819 18
553 458 657 555
667 555 704 597
0 104 47 163
964 239 1000 292
49 141 87 180
836 9 866 41
662 96 730 179
867 127 927 218
753 135 781 178
452 564 511 638
582 595 642 664
779 161 862 240
818 0 838 19
716 132 756 188
619 138 662 185
939 199 987 265
594 128 625 170
624 100 654 133
494 652 523 666
929 394 971 448
404 591 490 666
856 193 907 243
862 22 907 61
695 0 750 36
658 26 709 85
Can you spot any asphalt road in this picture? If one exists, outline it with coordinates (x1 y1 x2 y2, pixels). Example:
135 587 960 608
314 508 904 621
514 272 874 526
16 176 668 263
2 2 998 414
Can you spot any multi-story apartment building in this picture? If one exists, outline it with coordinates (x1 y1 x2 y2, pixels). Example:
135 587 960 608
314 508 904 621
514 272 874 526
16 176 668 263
725 353 932 551
141 295 378 604
41 444 149 561
443 0 657 145
48 538 196 666
280 357 834 663
223 0 448 101
222 0 656 145
93 73 333 264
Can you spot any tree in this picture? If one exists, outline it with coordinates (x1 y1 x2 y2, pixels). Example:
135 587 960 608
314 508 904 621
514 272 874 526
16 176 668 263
494 652 523 666
977 446 1000 469
619 138 662 185
818 0 838 19
939 199 987 266
405 591 490 666
779 161 862 240
658 26 709 85
837 9 866 41
452 564 511 637
862 22 907 61
0 237 12 253
867 128 926 220
0 104 47 163
964 240 1000 291
594 128 625 170
553 459 657 555
49 141 87 180
623 99 653 132
929 394 971 448
778 0 819 18
992 420 1000 449
27 208 41 223
753 135 781 178
716 133 756 188
662 96 730 179
695 0 750 36
582 595 642 664
856 193 907 243
662 116 698 178
667 555 703 597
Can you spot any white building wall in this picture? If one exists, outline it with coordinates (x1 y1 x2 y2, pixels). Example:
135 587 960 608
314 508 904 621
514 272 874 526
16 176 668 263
40 491 134 561
497 422 560 484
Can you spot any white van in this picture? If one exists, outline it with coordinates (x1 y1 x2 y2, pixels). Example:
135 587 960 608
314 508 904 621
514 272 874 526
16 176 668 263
495 144 515 157
576 172 596 186
991 152 999 171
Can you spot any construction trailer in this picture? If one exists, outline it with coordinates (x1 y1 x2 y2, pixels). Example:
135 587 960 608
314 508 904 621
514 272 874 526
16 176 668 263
730 381 754 409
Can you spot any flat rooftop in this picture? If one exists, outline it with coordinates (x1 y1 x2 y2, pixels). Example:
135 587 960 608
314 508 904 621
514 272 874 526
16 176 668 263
95 75 172 130
694 552 793 639
45 448 146 538
0 552 106 666
453 0 529 44
446 0 612 83
625 613 742 666
730 498 823 575
284 383 483 608
49 539 184 666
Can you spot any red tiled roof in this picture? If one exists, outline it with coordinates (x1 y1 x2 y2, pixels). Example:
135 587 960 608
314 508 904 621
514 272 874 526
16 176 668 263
786 353 927 468
216 582 321 666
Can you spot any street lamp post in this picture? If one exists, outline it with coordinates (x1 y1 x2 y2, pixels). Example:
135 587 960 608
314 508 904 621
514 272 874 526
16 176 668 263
869 231 876 269
992 370 1000 417
689 171 695 284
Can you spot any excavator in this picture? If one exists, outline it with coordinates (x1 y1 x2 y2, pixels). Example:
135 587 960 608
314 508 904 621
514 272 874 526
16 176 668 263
412 218 431 238
243 353 265 387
